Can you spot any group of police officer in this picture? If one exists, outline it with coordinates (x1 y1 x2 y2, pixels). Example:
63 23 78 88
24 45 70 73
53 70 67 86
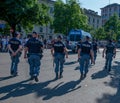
8 31 116 82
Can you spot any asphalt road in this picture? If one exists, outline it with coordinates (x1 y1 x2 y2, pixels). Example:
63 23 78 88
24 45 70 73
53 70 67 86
0 49 120 103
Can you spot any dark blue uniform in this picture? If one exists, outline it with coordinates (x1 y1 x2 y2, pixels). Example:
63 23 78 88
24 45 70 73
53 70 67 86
8 37 21 75
53 41 65 78
25 37 43 79
79 41 92 77
105 43 115 71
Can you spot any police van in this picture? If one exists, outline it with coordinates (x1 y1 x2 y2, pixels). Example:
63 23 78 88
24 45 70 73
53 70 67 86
68 29 92 52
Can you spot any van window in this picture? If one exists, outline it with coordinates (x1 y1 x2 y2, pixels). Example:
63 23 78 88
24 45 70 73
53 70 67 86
76 35 81 41
70 35 75 41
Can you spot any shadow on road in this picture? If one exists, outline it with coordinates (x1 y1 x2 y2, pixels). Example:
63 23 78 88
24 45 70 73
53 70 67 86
64 61 78 65
0 75 14 81
75 66 80 70
0 78 56 101
0 77 81 101
91 69 108 79
96 61 120 103
41 79 81 100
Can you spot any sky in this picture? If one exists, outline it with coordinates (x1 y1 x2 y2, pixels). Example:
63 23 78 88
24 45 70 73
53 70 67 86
62 0 120 15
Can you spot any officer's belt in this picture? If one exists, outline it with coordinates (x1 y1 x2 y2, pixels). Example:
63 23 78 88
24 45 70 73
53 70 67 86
54 52 65 54
81 53 90 56
28 53 42 55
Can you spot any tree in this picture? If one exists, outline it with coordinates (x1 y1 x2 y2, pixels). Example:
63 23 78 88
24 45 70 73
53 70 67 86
94 27 106 40
53 0 87 35
104 14 120 40
0 0 51 36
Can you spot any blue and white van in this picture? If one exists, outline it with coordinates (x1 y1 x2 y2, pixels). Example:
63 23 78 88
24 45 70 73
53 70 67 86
68 29 92 52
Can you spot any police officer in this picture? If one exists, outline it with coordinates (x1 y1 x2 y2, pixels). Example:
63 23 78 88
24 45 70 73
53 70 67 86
51 35 68 80
78 36 94 79
102 39 116 72
24 32 43 82
92 39 99 64
8 32 22 76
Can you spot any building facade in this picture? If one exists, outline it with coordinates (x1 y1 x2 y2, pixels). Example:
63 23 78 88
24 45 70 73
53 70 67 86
33 0 55 39
84 9 102 29
34 0 103 39
101 3 120 25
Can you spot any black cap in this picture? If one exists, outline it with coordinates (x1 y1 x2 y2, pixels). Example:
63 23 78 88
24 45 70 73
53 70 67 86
109 39 112 43
57 35 63 39
32 31 37 35
14 31 20 37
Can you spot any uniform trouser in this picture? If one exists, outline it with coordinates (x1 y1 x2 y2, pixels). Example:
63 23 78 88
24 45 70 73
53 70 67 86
93 51 97 62
105 53 113 70
10 53 20 74
28 54 41 77
79 54 90 75
54 53 65 74
2 44 6 52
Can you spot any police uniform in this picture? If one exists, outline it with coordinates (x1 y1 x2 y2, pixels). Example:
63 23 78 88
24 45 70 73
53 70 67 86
77 41 82 52
52 40 66 79
8 37 21 76
104 42 115 71
92 41 98 63
79 41 92 78
25 37 43 81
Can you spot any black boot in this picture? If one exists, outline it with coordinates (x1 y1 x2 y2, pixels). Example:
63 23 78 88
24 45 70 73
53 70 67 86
108 67 111 72
59 72 63 78
55 73 58 80
80 73 84 79
34 76 39 82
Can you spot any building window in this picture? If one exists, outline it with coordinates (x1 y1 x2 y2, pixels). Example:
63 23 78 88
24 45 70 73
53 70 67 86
114 7 117 11
109 13 111 17
109 8 111 12
50 29 52 33
88 17 90 22
50 7 54 14
40 27 43 32
97 19 99 24
97 25 99 28
93 18 95 23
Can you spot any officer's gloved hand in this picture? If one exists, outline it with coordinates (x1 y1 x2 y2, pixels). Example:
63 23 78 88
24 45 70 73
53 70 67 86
66 55 68 58
91 58 95 65
78 58 80 62
102 54 104 58
113 55 116 58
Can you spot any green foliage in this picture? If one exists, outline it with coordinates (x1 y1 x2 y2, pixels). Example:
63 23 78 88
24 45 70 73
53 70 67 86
94 27 106 40
92 14 120 41
103 14 120 40
0 0 51 34
53 0 88 35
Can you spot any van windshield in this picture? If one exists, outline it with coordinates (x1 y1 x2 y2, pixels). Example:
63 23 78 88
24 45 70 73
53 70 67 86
69 34 81 41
